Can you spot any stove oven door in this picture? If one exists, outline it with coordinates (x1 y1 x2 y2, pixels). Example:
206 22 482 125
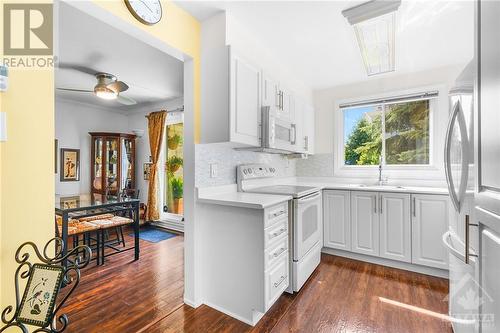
293 191 322 261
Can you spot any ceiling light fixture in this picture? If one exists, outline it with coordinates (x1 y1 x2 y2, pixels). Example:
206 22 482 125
342 0 401 76
94 85 118 100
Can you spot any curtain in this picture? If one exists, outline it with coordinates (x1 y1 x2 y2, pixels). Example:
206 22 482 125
146 110 167 221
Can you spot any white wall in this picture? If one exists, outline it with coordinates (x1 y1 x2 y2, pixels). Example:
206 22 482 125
55 99 129 195
297 65 466 183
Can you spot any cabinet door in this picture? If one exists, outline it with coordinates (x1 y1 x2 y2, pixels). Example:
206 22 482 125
280 87 295 122
351 191 379 256
229 53 261 146
303 104 315 155
262 74 279 108
411 194 449 269
380 193 411 263
323 190 351 251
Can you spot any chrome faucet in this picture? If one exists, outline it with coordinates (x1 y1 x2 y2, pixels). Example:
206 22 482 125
378 156 386 185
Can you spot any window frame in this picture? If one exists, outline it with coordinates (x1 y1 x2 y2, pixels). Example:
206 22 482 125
333 85 445 179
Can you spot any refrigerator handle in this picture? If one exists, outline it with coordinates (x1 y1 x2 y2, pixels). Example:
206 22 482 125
465 215 479 264
444 101 462 212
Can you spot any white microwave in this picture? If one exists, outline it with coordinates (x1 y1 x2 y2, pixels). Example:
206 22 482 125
261 106 297 153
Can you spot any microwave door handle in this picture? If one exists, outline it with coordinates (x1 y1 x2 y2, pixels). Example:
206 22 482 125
444 101 461 212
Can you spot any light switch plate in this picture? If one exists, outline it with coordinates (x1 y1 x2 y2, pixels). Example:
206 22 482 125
210 163 218 178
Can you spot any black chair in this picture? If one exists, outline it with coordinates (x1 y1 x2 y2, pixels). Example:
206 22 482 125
114 189 140 247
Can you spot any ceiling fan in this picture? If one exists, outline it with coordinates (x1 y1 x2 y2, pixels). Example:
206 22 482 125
57 67 137 105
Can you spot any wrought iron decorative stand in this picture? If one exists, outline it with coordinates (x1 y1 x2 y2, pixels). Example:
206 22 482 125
0 238 91 333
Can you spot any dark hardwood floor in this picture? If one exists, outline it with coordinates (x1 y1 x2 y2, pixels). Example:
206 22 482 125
60 227 452 333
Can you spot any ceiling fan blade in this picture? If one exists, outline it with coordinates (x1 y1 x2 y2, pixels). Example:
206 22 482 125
116 94 137 106
107 81 129 93
57 88 93 93
57 63 98 76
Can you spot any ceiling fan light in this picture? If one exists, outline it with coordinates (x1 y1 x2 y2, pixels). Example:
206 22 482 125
94 86 117 100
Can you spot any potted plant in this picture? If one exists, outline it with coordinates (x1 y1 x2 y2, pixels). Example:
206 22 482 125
166 155 183 174
171 177 183 214
167 134 182 150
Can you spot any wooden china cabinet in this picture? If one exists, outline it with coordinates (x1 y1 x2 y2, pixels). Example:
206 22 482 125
90 132 136 196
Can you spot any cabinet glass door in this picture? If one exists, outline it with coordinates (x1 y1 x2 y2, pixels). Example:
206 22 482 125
93 137 103 192
105 138 119 194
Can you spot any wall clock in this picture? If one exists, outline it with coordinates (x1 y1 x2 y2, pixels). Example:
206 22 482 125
124 0 162 26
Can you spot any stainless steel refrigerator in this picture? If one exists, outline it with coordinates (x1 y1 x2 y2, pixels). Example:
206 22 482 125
444 1 500 332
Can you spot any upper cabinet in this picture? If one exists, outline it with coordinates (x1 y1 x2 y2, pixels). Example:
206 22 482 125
229 52 261 147
201 45 315 154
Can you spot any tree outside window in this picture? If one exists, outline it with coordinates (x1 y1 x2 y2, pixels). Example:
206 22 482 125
343 99 430 166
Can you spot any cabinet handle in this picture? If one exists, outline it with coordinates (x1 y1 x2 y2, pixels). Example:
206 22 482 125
280 91 284 110
291 124 297 145
380 196 383 214
272 228 286 238
374 196 377 214
270 210 286 219
274 275 287 288
304 136 309 150
273 247 286 258
465 215 479 264
412 197 416 217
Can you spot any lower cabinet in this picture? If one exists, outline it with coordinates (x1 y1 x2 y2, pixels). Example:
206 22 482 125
411 194 450 269
323 190 351 250
351 191 379 256
380 193 411 263
323 190 450 270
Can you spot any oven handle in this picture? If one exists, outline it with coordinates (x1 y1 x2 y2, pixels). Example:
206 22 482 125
298 192 321 204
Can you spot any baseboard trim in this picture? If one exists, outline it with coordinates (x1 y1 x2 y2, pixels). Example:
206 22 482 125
154 220 184 233
183 297 202 308
203 301 263 326
322 247 449 279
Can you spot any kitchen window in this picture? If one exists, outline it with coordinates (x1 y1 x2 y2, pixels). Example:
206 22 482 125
341 91 436 167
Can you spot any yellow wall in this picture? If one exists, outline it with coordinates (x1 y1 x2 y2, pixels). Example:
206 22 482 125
0 0 200 320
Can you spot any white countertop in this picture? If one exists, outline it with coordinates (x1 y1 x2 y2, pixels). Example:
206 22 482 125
197 185 292 209
294 181 449 195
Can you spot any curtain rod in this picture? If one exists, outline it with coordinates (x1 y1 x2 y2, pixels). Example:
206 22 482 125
339 91 439 109
145 106 184 118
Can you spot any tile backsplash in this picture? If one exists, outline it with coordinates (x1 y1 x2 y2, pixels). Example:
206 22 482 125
195 144 296 187
296 153 334 177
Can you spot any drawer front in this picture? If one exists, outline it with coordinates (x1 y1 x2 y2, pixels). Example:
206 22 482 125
265 236 288 269
264 218 288 248
265 255 289 310
265 203 288 228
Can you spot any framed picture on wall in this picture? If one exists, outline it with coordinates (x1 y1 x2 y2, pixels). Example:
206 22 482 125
59 196 80 209
143 162 152 181
60 148 80 182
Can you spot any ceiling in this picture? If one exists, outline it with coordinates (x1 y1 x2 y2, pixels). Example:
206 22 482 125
56 2 183 111
175 0 474 90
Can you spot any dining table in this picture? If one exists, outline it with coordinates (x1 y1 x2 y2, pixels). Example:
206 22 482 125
55 193 140 268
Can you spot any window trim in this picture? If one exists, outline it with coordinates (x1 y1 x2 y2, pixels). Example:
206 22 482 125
333 85 445 179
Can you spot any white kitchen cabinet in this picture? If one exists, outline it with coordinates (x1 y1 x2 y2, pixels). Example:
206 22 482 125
280 87 295 122
411 194 450 269
201 46 261 147
294 98 315 155
323 190 351 251
303 104 315 155
229 52 261 147
379 193 411 263
351 191 379 257
200 200 290 326
262 74 279 109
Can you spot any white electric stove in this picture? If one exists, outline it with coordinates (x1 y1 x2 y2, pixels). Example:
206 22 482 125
237 164 322 293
